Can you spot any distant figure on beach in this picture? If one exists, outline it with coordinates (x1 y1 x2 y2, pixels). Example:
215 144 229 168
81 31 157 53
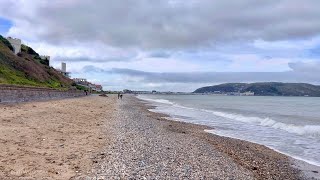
118 92 120 99
120 94 123 99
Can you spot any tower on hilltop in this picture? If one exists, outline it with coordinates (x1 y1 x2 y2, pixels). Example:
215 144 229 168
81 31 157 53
6 37 21 55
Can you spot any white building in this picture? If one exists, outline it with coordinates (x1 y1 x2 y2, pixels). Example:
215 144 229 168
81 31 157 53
73 78 87 84
240 91 255 96
40 55 50 66
95 85 103 92
40 55 50 60
6 37 21 55
40 55 50 61
61 62 66 72
57 62 70 77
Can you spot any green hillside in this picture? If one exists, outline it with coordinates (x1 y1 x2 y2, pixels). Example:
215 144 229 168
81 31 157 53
194 82 320 97
0 35 73 88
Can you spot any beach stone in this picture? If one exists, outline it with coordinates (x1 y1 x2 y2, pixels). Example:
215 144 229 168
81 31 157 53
92 96 255 179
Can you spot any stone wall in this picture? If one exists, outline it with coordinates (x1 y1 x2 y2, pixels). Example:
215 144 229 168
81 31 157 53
0 85 87 103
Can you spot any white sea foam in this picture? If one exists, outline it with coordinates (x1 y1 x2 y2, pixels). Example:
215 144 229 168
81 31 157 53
138 95 320 167
138 96 175 105
140 95 320 136
202 109 320 136
139 95 320 166
205 129 320 167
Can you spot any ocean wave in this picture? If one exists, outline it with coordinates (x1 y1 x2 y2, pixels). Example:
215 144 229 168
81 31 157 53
137 96 175 105
202 109 320 136
138 96 320 136
205 129 320 167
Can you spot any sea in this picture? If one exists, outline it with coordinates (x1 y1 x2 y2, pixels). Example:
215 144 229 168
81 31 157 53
137 94 320 166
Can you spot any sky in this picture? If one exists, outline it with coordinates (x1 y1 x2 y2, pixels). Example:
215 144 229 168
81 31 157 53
0 0 319 92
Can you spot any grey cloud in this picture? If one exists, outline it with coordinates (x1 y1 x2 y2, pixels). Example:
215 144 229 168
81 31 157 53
54 56 133 63
288 61 320 72
82 65 107 73
75 66 317 84
75 65 320 91
110 68 320 84
148 51 171 58
1 0 320 49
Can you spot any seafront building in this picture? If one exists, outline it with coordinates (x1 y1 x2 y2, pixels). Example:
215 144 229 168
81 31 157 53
73 78 87 84
195 90 255 96
39 55 50 66
40 55 50 61
95 85 103 92
57 62 70 78
240 91 255 96
73 78 103 92
6 37 21 55
40 55 50 64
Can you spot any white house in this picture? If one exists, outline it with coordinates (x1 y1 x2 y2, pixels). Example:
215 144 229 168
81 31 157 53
240 91 255 96
40 55 50 61
57 62 70 77
6 37 21 55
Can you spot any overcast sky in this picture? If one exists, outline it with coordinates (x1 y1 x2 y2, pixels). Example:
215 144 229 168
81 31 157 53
0 0 319 91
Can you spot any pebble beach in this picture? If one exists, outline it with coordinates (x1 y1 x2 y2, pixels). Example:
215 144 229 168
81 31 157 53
0 95 318 179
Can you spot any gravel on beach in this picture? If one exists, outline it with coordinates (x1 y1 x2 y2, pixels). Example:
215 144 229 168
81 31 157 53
0 95 313 179
86 95 304 180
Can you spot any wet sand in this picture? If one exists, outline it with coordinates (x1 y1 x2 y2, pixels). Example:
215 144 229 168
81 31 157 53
1 95 318 179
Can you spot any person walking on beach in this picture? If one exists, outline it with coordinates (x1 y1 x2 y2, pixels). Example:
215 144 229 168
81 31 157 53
118 92 120 99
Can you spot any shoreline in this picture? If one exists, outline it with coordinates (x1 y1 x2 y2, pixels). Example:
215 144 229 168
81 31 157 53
206 129 320 169
134 95 320 179
1 95 319 179
203 129 320 179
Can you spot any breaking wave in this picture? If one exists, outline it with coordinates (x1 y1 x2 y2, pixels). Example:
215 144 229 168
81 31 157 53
138 96 175 105
138 95 320 167
138 95 320 136
202 109 320 136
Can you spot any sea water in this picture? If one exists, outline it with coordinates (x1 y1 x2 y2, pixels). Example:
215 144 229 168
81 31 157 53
137 94 320 166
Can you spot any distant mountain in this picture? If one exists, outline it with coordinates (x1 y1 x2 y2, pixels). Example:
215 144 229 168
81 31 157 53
193 82 320 97
0 35 73 88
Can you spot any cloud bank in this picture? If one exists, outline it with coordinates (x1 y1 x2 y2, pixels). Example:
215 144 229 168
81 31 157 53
1 0 320 49
1 0 320 91
74 61 320 92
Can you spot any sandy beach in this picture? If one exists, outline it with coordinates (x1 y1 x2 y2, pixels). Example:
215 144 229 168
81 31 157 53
0 96 115 179
1 95 318 179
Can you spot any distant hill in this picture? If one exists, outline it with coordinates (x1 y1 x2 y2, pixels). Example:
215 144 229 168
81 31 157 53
0 35 73 88
193 82 320 97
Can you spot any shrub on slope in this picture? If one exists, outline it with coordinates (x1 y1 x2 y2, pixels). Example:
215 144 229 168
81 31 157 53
0 36 73 88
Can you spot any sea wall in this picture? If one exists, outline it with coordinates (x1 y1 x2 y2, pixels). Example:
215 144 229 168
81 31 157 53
0 85 87 103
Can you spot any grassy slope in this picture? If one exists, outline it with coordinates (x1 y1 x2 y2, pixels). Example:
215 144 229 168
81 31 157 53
0 35 73 88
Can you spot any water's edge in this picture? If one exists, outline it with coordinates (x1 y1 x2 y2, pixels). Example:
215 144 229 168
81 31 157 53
135 95 320 179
